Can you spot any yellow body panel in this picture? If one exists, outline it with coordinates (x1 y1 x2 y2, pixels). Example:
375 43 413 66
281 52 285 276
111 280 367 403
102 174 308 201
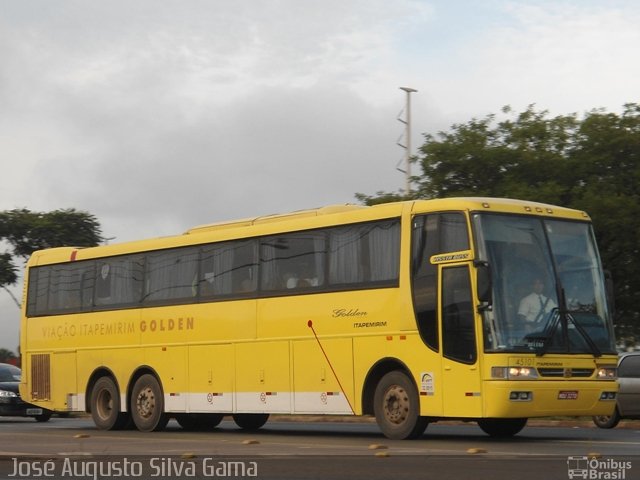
235 341 291 412
187 344 234 412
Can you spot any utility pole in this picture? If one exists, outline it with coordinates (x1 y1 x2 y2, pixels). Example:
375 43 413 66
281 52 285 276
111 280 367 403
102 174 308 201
397 87 418 195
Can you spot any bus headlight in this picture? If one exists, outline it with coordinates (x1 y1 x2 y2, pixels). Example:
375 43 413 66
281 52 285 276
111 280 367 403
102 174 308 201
491 367 539 380
596 367 617 380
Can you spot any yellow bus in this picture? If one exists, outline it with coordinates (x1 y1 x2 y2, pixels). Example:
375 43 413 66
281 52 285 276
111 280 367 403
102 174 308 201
20 198 618 439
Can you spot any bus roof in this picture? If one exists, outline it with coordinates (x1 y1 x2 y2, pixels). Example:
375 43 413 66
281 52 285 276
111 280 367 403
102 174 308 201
26 198 590 266
184 204 367 234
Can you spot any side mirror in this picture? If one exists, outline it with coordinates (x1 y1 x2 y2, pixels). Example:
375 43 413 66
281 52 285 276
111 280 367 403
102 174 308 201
475 261 492 308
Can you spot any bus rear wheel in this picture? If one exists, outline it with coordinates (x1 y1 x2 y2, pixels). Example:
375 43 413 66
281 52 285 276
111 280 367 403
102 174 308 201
232 413 270 430
477 418 527 437
34 411 52 422
373 371 428 440
175 413 224 430
130 374 169 432
91 376 129 430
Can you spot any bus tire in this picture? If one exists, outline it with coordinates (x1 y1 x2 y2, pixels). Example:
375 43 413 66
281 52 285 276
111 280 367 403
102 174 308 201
130 374 169 432
373 371 428 440
477 418 527 437
175 413 224 430
232 413 270 430
34 411 52 422
593 407 621 429
91 376 129 430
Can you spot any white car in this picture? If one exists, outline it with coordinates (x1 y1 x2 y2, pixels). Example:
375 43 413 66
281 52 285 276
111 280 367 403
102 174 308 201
593 352 640 428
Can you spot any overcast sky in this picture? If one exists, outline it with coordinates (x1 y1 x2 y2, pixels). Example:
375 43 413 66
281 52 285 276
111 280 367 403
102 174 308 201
2 0 639 351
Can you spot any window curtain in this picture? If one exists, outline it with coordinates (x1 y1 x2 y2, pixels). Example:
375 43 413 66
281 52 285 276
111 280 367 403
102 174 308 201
329 226 363 284
146 250 197 302
369 221 400 281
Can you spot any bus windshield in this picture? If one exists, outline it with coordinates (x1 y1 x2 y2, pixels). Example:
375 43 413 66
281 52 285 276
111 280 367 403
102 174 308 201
472 213 616 355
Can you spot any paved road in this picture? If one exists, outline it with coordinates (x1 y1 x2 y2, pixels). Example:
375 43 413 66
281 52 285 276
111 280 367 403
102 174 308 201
1 417 639 479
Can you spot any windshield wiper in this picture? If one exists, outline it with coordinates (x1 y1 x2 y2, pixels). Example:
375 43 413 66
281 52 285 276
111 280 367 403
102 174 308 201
525 308 602 357
565 312 602 357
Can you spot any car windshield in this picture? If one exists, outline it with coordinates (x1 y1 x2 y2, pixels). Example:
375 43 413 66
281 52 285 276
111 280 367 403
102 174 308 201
473 213 616 355
0 365 21 382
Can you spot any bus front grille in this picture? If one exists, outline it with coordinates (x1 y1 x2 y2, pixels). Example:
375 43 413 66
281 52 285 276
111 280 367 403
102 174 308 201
30 354 51 400
537 368 594 378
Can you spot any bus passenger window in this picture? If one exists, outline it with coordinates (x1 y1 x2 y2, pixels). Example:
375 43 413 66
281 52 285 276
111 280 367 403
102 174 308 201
260 232 325 292
144 248 199 303
37 263 92 313
26 267 48 317
328 220 400 287
95 255 144 308
200 240 257 298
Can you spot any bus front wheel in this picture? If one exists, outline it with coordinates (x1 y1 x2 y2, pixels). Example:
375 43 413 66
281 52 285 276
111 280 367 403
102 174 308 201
130 374 169 432
232 413 270 430
91 376 129 430
477 418 527 437
373 371 428 440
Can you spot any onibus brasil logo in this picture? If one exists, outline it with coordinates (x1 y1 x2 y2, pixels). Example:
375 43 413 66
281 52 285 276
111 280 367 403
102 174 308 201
567 456 632 479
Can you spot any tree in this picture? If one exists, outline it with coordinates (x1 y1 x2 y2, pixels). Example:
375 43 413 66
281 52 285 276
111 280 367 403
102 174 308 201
359 103 640 339
0 208 104 305
0 348 18 365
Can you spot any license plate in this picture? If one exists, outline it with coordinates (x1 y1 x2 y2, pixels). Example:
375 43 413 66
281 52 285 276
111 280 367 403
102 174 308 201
26 408 43 415
558 391 579 400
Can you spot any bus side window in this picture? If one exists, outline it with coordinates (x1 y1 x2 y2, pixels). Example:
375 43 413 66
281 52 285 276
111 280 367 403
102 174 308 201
145 248 199 303
96 256 144 308
200 240 257 298
26 267 47 317
27 262 94 316
412 215 440 351
412 212 470 352
95 262 112 303
260 232 325 293
441 266 476 364
80 264 95 310
328 220 400 287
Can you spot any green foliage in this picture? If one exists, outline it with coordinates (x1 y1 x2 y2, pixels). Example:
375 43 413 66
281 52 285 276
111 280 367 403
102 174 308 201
0 253 17 286
360 103 640 337
0 348 18 364
0 208 104 289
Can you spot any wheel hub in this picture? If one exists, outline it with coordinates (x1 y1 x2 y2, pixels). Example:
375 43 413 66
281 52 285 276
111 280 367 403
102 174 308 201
136 387 155 419
383 385 409 424
96 390 113 420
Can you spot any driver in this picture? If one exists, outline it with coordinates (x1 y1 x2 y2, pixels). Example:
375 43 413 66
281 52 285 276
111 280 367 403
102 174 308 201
518 277 557 328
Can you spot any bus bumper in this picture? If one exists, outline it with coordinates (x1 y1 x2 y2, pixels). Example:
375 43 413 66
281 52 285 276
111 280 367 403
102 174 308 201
483 381 617 418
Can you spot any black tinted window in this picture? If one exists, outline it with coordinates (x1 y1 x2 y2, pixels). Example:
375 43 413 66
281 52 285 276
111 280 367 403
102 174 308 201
618 355 640 378
95 256 144 307
261 231 326 291
200 240 257 297
144 248 199 303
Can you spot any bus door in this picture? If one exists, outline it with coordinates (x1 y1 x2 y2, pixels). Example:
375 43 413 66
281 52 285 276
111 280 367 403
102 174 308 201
440 264 482 418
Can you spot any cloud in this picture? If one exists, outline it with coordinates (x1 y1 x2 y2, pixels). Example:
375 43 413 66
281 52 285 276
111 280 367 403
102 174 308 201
423 1 640 117
2 0 639 350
